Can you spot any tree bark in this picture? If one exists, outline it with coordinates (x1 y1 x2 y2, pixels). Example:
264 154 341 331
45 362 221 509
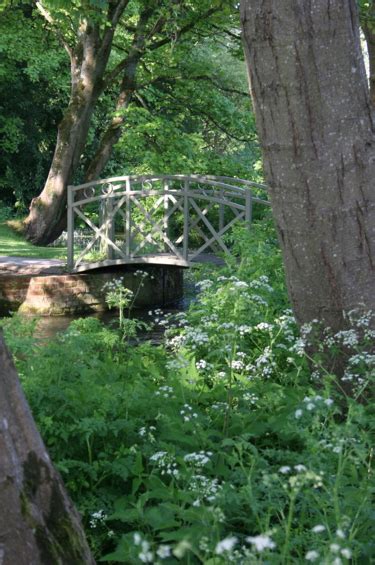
0 332 94 564
24 88 97 244
240 0 375 330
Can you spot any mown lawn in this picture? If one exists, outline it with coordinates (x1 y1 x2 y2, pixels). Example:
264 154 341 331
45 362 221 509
0 222 66 260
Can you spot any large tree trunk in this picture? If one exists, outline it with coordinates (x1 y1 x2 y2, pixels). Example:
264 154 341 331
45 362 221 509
241 0 375 331
24 90 97 244
0 332 94 564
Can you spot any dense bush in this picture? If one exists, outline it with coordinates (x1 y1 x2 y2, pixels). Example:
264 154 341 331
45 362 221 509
2 223 374 564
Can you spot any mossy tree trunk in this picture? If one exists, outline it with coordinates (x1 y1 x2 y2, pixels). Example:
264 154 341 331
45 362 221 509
0 332 94 564
240 0 375 331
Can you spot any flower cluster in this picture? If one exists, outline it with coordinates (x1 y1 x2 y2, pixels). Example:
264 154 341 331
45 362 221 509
149 451 179 478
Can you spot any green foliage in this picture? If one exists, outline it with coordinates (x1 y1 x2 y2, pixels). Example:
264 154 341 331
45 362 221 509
110 36 260 181
3 223 374 564
0 6 68 208
1 0 260 217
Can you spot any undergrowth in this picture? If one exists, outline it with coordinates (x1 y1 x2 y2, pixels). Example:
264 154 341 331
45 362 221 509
1 221 374 564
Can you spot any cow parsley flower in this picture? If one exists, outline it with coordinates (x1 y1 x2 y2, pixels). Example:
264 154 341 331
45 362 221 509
311 524 326 533
305 550 320 561
215 536 238 554
246 534 276 552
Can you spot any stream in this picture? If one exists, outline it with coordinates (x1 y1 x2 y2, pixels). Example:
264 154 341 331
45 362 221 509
27 276 197 343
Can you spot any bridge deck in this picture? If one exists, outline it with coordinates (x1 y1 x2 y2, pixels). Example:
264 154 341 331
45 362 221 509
72 253 225 273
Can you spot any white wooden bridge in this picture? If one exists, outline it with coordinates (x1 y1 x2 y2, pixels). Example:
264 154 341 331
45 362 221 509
67 175 270 272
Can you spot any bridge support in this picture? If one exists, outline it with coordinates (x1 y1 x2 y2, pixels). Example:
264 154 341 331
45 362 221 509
0 264 184 317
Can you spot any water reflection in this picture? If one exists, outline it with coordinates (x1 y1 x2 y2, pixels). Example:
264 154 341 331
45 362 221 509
33 282 195 343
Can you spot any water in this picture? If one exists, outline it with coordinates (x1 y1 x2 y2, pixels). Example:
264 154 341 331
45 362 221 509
31 278 197 343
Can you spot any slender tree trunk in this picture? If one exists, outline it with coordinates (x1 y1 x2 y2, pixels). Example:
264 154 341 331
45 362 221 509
241 0 375 331
85 57 139 182
0 333 94 564
84 7 152 183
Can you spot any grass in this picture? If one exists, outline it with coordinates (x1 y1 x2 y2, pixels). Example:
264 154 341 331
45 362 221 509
0 221 66 260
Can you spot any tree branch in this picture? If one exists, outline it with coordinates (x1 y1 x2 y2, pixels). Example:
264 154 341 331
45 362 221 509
35 1 73 57
99 0 130 58
183 74 249 97
137 73 248 98
102 2 156 90
209 23 241 41
148 7 220 51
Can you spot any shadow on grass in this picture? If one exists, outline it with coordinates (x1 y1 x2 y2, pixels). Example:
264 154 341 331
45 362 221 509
0 222 66 260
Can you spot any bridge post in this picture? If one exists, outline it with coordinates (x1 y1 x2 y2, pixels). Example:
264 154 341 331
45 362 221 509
125 178 131 259
183 179 189 260
67 186 74 270
107 195 115 260
163 179 169 252
99 194 115 260
219 188 224 232
245 190 252 227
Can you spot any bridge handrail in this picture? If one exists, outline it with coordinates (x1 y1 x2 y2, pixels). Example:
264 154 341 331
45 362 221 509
73 188 271 209
68 174 268 194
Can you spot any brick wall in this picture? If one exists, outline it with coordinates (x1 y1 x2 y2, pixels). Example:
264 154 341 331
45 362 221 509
0 266 183 316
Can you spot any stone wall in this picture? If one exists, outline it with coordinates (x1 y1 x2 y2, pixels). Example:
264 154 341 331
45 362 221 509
0 266 183 316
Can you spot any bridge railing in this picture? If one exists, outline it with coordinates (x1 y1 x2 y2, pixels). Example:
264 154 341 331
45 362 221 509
67 175 270 272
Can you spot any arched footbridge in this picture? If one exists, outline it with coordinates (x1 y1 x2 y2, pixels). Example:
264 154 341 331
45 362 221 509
67 175 270 273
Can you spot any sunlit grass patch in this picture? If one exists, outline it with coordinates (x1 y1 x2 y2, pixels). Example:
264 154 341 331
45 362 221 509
0 221 66 260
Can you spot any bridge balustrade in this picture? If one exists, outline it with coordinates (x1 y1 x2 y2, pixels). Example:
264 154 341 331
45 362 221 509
67 175 270 272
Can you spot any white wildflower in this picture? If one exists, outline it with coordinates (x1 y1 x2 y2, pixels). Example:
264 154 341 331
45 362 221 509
156 545 171 558
305 550 320 561
246 534 276 552
330 543 340 553
311 524 326 533
215 536 238 554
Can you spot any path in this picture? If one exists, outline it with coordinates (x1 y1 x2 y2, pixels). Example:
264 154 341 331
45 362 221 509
0 256 66 275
